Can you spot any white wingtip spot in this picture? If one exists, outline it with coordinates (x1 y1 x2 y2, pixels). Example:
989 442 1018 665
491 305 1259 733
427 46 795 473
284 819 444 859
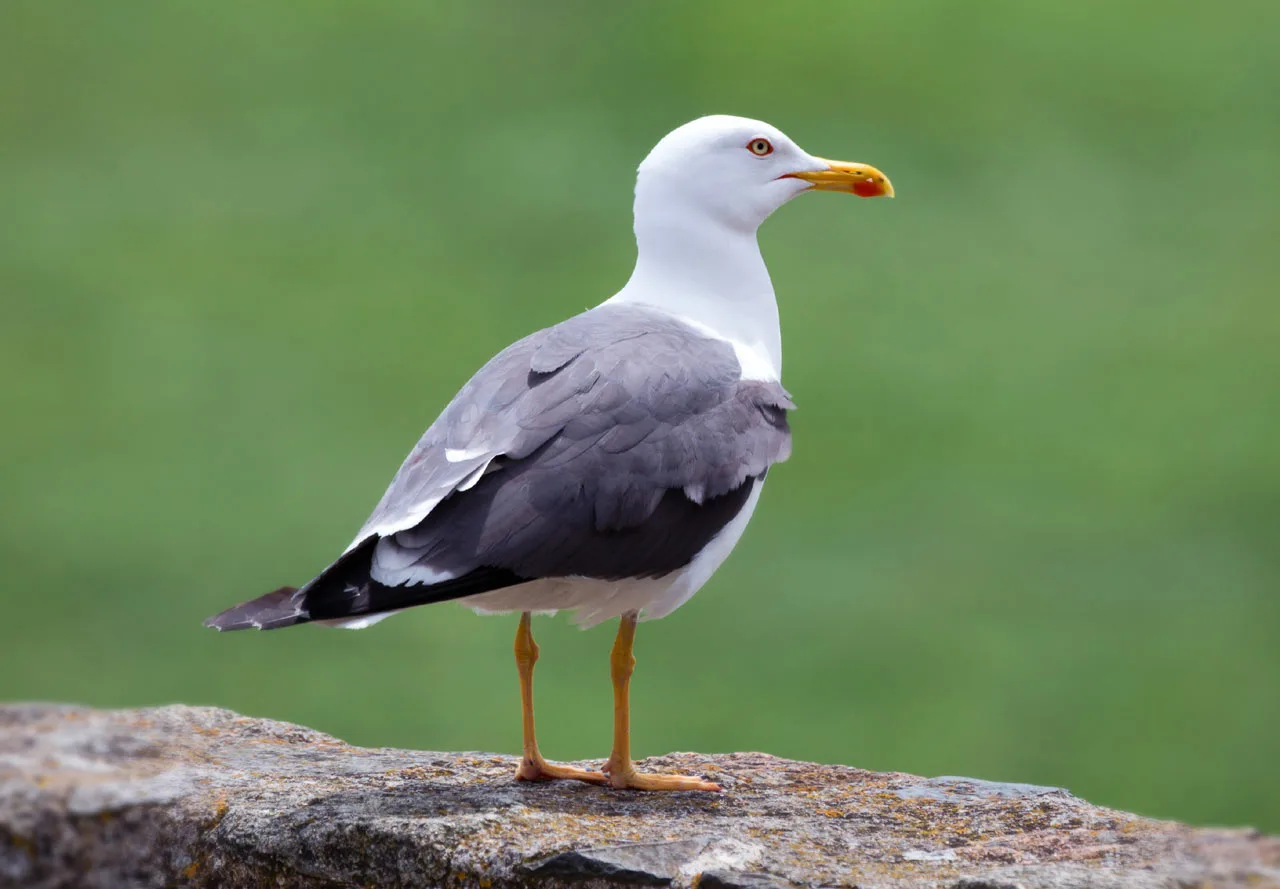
445 446 488 463
318 610 404 629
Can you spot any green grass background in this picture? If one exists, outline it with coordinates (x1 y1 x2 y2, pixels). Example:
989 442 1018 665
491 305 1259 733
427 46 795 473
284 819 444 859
2 1 1277 831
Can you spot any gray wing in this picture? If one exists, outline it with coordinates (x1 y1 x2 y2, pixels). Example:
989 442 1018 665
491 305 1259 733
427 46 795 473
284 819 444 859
360 301 793 586
206 302 793 631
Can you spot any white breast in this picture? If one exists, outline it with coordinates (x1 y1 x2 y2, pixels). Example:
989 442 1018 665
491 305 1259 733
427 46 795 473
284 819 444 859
668 314 780 383
640 478 764 621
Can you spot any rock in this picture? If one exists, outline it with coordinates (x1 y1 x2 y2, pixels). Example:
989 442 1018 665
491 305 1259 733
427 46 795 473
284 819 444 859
1 705 1276 889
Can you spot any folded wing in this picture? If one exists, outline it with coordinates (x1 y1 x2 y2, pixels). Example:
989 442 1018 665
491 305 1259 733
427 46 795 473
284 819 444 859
205 303 793 630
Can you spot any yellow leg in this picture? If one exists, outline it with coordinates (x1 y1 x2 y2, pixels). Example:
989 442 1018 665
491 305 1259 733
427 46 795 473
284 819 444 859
603 612 721 792
513 612 606 784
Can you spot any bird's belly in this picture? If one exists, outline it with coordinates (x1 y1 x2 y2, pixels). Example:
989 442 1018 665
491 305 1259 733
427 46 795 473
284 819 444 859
459 480 764 627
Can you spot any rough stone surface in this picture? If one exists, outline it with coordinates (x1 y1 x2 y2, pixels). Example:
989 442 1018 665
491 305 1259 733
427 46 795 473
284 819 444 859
1 704 1276 889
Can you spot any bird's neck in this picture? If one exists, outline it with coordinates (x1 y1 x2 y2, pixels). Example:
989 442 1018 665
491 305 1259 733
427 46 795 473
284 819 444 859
608 201 782 379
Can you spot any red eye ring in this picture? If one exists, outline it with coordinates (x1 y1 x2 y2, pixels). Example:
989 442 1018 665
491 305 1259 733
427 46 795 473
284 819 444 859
747 138 774 156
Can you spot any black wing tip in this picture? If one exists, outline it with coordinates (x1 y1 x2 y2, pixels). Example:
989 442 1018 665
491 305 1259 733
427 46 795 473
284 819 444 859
204 587 303 632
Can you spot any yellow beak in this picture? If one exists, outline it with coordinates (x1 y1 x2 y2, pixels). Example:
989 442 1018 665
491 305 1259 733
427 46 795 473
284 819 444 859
784 158 894 198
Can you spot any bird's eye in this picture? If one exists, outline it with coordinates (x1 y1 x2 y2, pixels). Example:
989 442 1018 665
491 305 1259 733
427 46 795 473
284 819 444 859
747 138 774 157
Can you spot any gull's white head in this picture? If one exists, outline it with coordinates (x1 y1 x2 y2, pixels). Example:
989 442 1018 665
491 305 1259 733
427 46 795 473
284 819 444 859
635 115 893 234
617 115 893 375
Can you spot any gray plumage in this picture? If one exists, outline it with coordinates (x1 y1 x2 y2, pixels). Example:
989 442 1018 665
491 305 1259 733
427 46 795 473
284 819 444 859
206 303 793 631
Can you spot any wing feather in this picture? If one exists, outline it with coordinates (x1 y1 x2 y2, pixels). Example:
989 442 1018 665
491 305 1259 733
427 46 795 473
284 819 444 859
365 303 792 588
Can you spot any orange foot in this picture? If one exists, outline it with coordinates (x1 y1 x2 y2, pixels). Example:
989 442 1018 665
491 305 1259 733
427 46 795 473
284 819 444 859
603 760 721 792
514 755 607 785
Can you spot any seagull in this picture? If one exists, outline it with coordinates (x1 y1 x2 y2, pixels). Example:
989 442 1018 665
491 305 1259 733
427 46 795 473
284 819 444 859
205 115 893 792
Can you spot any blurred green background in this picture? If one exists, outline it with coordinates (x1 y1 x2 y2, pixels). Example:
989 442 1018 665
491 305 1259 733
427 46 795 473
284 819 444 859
2 0 1277 831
